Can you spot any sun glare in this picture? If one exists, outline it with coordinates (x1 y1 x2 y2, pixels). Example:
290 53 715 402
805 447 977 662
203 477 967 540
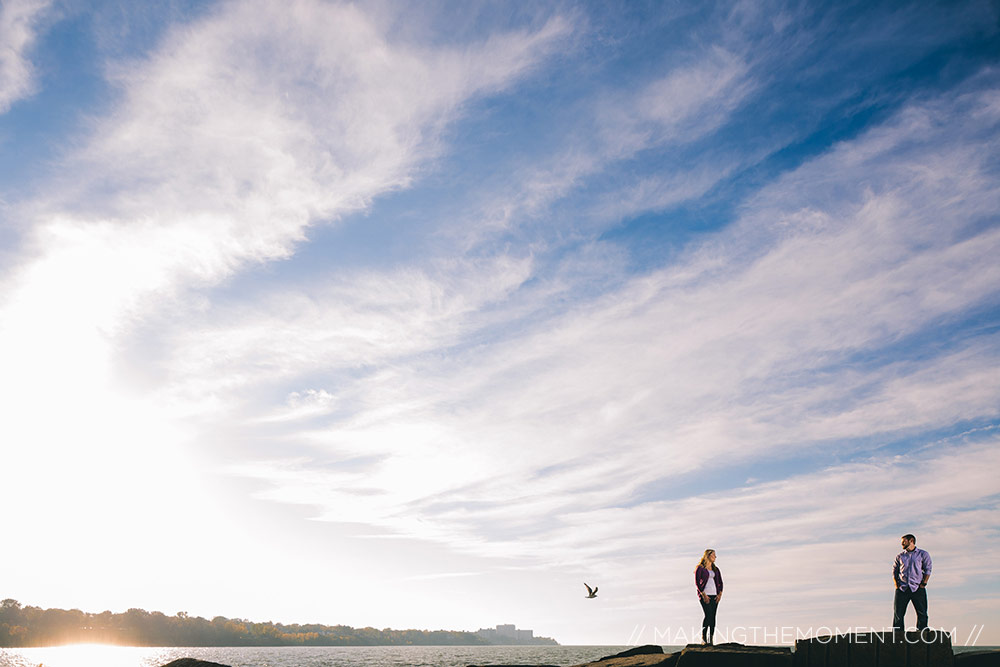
4 644 163 667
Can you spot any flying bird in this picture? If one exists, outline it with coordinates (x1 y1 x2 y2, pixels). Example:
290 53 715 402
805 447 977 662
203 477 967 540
584 583 598 598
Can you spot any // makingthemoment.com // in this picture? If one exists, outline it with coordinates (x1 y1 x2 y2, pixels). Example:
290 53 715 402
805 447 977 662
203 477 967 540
625 625 987 647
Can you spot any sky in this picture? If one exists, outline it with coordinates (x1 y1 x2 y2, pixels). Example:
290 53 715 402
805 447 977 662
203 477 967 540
1 0 999 648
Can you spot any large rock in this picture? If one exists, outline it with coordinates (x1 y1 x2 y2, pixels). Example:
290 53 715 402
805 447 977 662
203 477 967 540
160 659 232 667
675 643 792 666
569 647 679 667
571 644 793 667
599 646 666 660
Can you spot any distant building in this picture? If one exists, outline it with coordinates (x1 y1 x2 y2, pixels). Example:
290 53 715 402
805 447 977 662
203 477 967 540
497 624 516 638
475 624 554 645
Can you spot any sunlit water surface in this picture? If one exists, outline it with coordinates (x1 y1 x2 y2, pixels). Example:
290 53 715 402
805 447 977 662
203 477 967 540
1 643 993 667
0 644 636 667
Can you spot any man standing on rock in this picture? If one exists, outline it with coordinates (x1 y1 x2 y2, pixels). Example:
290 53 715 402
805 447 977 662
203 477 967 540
892 533 932 630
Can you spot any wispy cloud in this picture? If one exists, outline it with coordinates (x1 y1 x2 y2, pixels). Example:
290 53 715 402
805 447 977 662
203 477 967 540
0 0 51 113
600 47 754 156
0 0 571 615
0 0 571 401
490 46 756 235
203 77 1000 570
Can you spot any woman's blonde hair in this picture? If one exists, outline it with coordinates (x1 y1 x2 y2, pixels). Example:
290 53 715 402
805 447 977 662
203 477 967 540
695 548 716 571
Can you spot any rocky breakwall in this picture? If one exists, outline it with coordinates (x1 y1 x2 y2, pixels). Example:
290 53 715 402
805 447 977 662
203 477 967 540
472 644 792 667
555 641 999 667
562 643 793 667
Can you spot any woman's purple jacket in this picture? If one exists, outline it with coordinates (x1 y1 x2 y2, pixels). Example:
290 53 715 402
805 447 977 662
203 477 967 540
695 565 723 599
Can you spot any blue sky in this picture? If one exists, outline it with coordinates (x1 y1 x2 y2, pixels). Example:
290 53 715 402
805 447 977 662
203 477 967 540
2 0 999 647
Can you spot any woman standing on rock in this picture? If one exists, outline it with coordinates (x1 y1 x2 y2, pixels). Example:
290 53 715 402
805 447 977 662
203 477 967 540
695 548 723 645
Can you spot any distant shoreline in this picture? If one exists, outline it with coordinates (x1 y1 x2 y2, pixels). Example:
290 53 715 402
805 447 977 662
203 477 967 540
0 600 557 648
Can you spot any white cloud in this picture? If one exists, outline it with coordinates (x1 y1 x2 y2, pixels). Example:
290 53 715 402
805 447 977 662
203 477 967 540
600 47 753 156
11 0 569 313
454 44 756 246
197 82 1000 570
0 0 571 613
0 0 570 408
157 253 535 409
191 75 1000 641
0 0 51 112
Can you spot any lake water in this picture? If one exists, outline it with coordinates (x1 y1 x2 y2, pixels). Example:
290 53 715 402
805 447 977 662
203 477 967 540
0 643 994 667
0 645 639 667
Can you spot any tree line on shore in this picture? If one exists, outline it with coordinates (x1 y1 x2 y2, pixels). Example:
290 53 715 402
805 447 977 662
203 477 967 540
0 599 555 647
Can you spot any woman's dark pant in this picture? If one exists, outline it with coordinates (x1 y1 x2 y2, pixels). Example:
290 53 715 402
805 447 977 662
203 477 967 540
893 587 928 630
700 596 719 642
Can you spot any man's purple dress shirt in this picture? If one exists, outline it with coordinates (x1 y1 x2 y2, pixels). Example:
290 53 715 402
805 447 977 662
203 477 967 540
893 547 932 592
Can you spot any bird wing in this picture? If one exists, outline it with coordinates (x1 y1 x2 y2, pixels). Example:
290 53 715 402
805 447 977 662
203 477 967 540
584 583 594 595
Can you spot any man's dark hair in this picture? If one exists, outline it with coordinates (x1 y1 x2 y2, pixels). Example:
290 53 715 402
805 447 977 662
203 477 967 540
902 534 916 542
